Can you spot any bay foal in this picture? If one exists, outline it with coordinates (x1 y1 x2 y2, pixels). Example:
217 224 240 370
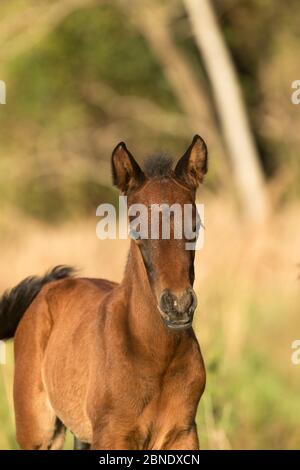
0 135 207 449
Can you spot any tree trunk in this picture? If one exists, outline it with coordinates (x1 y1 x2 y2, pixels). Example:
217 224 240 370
184 0 269 223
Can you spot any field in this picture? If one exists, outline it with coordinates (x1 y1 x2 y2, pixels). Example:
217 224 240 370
1 194 299 450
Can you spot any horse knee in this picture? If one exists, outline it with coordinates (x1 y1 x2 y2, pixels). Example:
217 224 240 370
16 415 65 450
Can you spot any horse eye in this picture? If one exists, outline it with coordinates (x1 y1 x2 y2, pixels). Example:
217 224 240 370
129 229 141 241
194 216 203 234
186 220 201 241
188 231 198 242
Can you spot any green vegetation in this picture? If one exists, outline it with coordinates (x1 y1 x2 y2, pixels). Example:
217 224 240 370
1 1 299 220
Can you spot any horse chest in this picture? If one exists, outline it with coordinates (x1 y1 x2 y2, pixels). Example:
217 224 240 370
127 370 197 449
129 389 194 450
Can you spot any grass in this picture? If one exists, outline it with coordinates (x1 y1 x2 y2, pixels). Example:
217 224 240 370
0 196 299 449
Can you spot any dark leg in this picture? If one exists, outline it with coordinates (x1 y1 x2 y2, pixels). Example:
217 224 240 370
73 436 91 450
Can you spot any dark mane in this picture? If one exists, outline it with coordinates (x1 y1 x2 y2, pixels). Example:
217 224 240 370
143 154 173 179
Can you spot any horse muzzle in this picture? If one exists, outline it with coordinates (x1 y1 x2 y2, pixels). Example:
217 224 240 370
159 288 197 331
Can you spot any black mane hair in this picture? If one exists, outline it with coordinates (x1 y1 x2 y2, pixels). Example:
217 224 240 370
0 265 76 339
143 154 174 179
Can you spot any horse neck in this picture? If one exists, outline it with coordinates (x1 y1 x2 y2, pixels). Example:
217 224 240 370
121 241 183 358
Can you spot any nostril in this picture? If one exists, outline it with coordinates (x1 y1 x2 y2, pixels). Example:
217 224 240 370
184 290 193 309
187 288 197 312
160 288 197 317
160 289 177 313
176 288 197 314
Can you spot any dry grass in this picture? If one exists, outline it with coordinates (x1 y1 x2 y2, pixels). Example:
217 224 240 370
0 195 300 449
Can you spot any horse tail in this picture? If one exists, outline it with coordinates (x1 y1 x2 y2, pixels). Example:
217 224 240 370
0 265 75 340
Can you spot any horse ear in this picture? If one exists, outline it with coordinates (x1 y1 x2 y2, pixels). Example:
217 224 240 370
175 135 208 189
111 142 146 194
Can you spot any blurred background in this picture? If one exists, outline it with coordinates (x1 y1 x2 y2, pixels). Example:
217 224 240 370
0 0 300 450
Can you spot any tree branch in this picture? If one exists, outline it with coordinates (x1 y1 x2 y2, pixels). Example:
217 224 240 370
0 0 98 62
81 81 191 138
